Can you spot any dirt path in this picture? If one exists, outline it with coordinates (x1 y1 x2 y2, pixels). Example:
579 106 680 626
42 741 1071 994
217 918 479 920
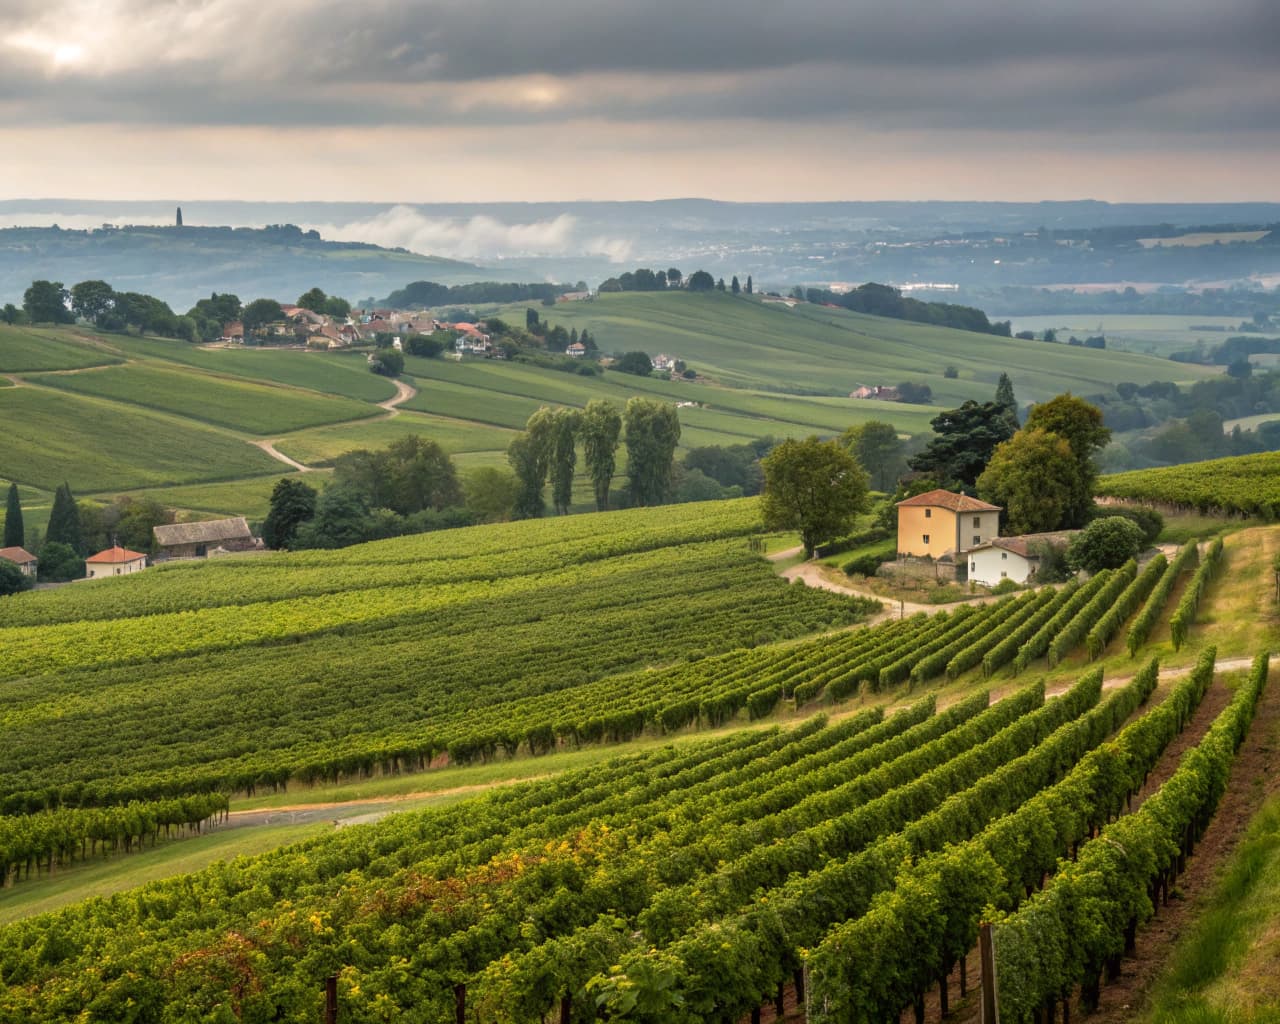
378 377 417 416
250 438 315 473
779 556 1003 618
226 776 547 830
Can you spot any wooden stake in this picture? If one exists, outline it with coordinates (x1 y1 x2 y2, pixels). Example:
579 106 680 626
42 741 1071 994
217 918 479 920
979 922 1000 1024
324 975 338 1024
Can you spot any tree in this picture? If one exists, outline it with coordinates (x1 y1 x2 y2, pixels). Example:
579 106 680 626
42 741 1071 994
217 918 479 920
1 304 20 325
908 400 1016 487
549 408 581 515
333 436 460 516
716 278 726 292
463 467 519 523
977 428 1081 535
70 280 116 324
115 497 173 553
994 373 1019 431
324 296 351 319
614 351 653 376
262 478 318 549
46 483 85 555
683 444 763 495
297 287 328 313
369 350 404 377
4 482 23 549
37 541 83 582
761 437 870 557
507 432 549 519
241 298 284 335
175 206 183 227
1024 393 1111 526
624 398 682 506
23 280 72 324
841 420 907 492
746 275 753 295
1066 517 1145 573
686 270 715 292
731 275 741 294
666 268 682 288
292 485 371 549
580 399 623 511
0 559 32 596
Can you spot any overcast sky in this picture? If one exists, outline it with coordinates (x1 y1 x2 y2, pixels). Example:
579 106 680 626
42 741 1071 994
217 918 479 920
1 0 1276 203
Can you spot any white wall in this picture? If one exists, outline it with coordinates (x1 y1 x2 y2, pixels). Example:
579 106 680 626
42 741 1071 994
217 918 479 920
969 547 1035 586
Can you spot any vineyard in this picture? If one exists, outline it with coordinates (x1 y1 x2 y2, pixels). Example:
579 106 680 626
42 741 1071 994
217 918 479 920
0 485 1271 1020
1098 450 1280 518
0 644 1267 1022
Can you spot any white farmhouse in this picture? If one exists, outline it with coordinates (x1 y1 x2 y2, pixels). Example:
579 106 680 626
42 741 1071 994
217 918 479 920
967 532 1075 586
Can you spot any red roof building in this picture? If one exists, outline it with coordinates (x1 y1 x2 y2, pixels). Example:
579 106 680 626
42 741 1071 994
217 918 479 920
0 546 37 576
85 545 148 579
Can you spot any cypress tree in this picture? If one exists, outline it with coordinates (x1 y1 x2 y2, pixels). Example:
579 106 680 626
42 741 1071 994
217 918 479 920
46 482 85 555
995 373 1019 430
746 275 753 295
3 482 23 548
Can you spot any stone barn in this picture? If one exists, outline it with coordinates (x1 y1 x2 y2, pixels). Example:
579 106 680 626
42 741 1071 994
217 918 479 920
153 517 262 560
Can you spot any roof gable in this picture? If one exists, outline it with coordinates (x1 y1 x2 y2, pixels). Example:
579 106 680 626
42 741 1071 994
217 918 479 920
86 545 146 564
0 546 36 564
896 488 1002 513
154 516 253 547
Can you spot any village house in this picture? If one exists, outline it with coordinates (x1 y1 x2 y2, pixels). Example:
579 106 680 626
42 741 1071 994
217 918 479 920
967 532 1076 587
557 291 592 302
153 517 261 560
84 545 147 579
851 385 900 401
566 341 587 357
220 320 245 343
896 489 1001 560
652 353 679 372
0 546 37 576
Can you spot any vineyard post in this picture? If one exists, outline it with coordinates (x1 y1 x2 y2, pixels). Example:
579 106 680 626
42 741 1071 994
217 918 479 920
324 975 338 1024
979 922 1000 1023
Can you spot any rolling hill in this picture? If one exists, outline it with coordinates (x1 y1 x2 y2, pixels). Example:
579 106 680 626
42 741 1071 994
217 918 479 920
0 293 1213 525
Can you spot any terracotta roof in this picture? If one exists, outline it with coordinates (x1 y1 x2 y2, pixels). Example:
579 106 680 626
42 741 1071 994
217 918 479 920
896 489 1002 513
0 546 36 565
970 531 1079 558
154 517 253 547
86 545 146 564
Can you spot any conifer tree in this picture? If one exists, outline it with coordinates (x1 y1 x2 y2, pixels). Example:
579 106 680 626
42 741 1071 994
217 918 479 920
746 275 753 295
995 372 1019 430
45 482 85 555
3 482 23 549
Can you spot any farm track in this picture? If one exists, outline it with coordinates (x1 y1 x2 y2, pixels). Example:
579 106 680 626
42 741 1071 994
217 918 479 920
250 439 315 473
378 377 417 416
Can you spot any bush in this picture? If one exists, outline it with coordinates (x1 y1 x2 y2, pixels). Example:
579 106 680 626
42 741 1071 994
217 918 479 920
1066 517 1145 573
843 552 887 577
369 350 404 377
0 561 33 596
992 577 1020 595
1090 503 1163 545
37 541 84 582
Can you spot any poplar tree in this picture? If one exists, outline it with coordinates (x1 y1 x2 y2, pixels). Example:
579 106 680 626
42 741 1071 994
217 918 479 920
3 482 23 549
549 408 581 515
624 398 682 506
580 400 622 511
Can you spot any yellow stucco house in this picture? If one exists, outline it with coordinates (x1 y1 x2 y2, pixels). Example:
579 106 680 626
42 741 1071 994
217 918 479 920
896 488 1001 559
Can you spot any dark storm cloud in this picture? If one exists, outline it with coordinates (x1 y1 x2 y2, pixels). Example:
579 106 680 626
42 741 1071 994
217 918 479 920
2 0 1276 137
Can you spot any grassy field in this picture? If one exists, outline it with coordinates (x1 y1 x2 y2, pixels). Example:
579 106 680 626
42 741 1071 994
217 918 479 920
0 297 1222 523
0 385 279 492
0 324 123 372
89 472 330 521
1006 314 1253 358
503 292 1212 400
30 361 376 435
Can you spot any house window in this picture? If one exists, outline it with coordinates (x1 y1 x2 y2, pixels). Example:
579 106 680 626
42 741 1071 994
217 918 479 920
973 516 981 527
1001 571 1007 578
973 535 981 545
922 534 930 544
1001 552 1007 560
925 509 932 518
970 561 976 572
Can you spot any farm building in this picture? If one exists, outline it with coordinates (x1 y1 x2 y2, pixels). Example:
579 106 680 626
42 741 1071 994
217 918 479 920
896 489 1001 560
0 546 37 576
85 545 147 579
967 532 1076 586
153 517 261 559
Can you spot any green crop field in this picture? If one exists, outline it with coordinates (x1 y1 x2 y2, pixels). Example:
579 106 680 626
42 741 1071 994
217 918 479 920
0 324 124 373
1099 450 1280 517
29 362 375 435
274 410 515 465
0 385 278 491
497 292 1209 402
1007 314 1254 358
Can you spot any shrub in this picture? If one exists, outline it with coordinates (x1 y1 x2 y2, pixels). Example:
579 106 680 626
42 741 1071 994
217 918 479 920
1090 503 1163 546
992 577 1020 595
1066 517 1145 573
843 553 887 577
